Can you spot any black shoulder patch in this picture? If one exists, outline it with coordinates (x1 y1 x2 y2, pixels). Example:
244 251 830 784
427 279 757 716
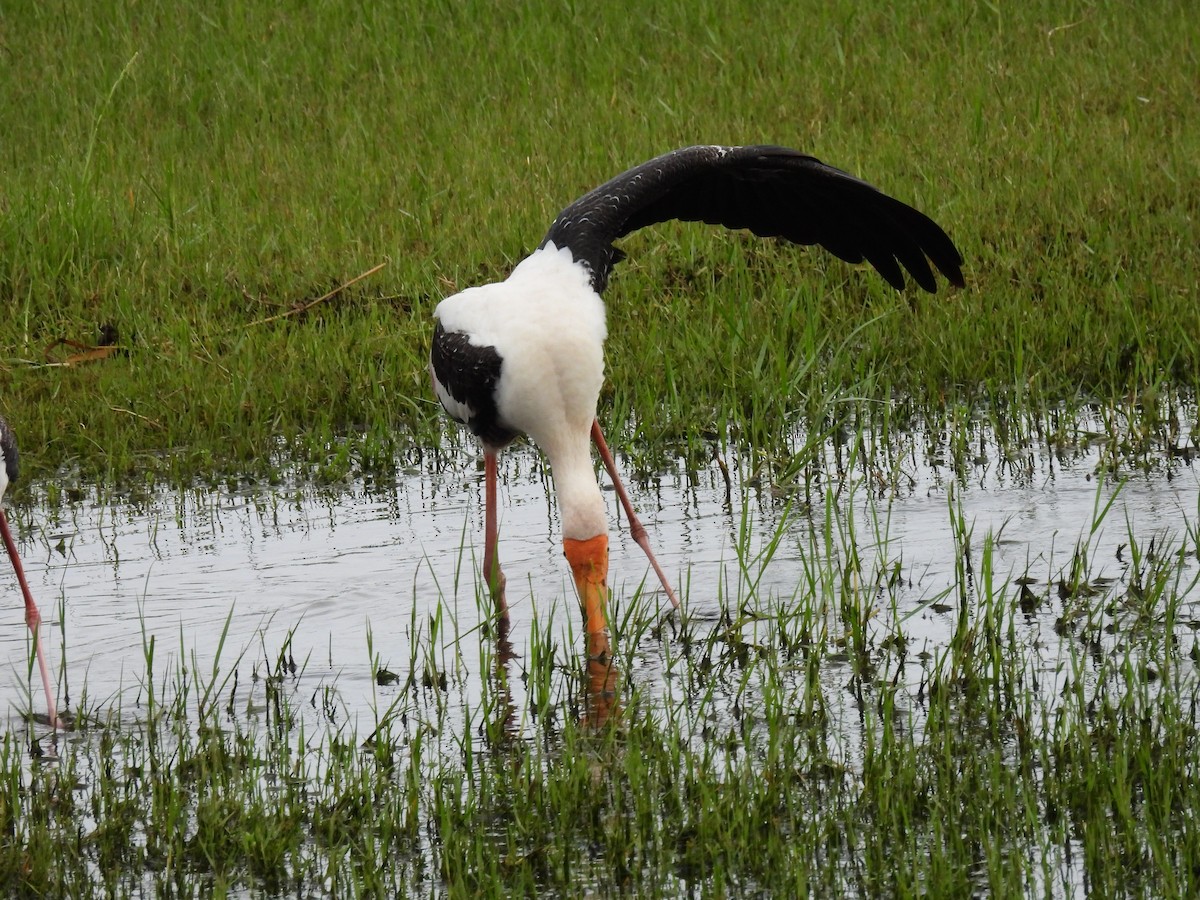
430 323 520 449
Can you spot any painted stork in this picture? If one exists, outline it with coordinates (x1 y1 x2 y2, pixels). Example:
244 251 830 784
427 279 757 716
0 415 59 728
430 145 964 635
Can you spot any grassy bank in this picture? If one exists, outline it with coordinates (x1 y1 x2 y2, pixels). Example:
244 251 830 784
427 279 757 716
1 0 1198 487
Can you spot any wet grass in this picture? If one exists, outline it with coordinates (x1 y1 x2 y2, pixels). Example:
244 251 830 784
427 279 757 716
0 0 1198 488
3 452 1199 898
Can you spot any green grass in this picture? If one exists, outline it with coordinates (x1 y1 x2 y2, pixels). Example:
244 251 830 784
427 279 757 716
1 0 1198 487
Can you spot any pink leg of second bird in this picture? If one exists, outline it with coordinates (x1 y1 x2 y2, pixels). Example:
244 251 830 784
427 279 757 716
482 449 508 618
590 420 681 610
0 508 58 729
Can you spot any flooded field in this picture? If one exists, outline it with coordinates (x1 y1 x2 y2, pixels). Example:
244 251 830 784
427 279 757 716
3 411 1199 897
4 412 1198 743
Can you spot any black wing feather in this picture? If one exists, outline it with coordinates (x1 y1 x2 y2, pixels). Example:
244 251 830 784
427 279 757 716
540 145 964 294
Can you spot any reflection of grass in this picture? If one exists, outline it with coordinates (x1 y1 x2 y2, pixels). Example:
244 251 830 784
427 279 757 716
0 2 1198 490
4 470 1199 896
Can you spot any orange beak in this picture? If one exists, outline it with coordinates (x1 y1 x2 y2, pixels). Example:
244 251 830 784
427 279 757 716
563 534 609 634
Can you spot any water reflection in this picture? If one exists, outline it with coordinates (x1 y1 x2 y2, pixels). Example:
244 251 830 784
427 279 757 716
0 415 1197 747
488 613 518 743
583 630 620 729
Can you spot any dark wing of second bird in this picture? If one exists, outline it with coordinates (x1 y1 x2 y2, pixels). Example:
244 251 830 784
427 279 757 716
0 417 18 486
540 144 964 295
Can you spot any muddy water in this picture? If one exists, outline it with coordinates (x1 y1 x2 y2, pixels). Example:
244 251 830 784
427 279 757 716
1 427 1198 737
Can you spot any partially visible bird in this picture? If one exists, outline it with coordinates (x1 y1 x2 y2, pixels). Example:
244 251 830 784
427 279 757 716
430 145 964 634
0 415 59 728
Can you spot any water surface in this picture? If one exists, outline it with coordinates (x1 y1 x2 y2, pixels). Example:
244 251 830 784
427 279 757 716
2 422 1198 744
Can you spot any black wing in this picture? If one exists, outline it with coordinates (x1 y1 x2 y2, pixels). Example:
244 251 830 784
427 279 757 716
539 144 964 294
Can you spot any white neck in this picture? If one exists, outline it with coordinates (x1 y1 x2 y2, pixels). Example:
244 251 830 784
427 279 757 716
543 431 607 541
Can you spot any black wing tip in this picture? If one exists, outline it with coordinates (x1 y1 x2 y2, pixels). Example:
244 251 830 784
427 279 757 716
843 236 965 294
894 256 965 294
905 248 965 293
924 242 967 293
888 206 966 294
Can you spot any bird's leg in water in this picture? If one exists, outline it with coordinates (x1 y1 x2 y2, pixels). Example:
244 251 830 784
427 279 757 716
483 450 508 618
0 508 58 729
590 419 681 610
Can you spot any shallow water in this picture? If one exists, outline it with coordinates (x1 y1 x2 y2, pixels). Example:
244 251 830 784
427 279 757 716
2 421 1198 745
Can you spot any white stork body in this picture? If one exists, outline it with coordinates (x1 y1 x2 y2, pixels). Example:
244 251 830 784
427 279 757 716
430 145 964 634
434 244 608 541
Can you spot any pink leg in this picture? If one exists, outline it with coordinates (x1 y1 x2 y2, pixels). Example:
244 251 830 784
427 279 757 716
483 449 508 618
0 508 59 729
590 420 681 610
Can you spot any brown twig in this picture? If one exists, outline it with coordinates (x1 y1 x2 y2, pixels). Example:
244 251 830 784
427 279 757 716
109 406 165 430
238 260 388 330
